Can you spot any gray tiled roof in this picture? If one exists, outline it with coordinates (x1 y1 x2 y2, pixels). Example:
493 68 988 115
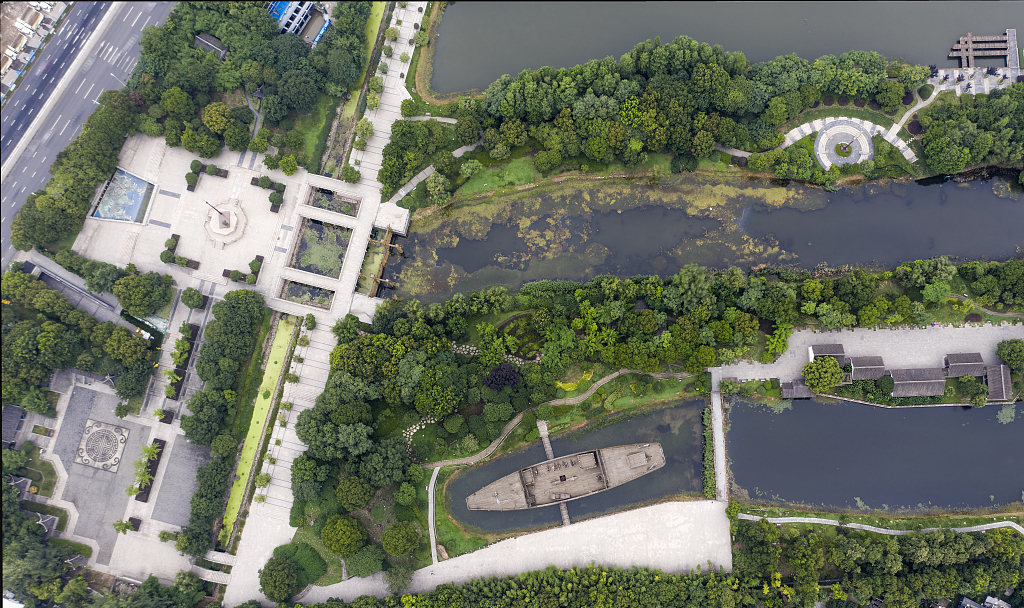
811 344 845 356
946 352 983 364
892 380 947 397
781 379 814 399
849 356 886 380
986 365 1012 401
890 368 946 382
946 362 987 377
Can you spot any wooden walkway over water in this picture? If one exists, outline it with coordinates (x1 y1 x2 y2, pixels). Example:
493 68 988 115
950 29 1019 68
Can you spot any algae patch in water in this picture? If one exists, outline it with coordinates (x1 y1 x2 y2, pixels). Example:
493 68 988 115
394 175 818 303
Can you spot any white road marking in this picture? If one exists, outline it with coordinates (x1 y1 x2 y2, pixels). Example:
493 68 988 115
28 108 34 116
60 119 71 135
31 172 36 178
123 8 132 21
60 62 65 68
132 11 141 27
75 79 86 94
142 16 151 28
84 83 95 98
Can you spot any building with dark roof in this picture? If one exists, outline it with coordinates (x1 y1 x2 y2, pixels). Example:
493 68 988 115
781 378 814 399
193 33 227 61
810 344 847 367
891 368 947 397
2 406 27 449
850 356 886 380
945 353 987 377
986 365 1013 401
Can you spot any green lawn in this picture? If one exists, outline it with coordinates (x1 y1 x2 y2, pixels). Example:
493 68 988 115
780 104 897 133
222 315 296 533
24 443 57 497
341 1 387 120
292 525 346 585
292 94 340 161
434 468 489 558
458 158 540 196
231 311 272 439
20 501 68 531
49 538 93 558
465 310 526 343
32 425 51 436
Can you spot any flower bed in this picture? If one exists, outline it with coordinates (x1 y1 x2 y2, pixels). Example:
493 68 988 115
134 438 166 503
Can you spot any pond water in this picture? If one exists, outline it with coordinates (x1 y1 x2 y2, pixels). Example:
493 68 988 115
445 400 704 533
431 3 1021 94
727 398 1023 511
389 176 1022 304
739 177 1024 267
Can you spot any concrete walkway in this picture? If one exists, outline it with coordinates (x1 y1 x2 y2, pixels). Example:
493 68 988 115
737 513 1024 536
427 466 440 565
717 323 1022 385
301 500 732 603
708 369 728 501
383 140 481 205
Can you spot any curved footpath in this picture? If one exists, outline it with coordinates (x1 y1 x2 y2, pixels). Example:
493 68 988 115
737 513 1024 536
425 368 691 469
423 367 691 564
951 294 1024 318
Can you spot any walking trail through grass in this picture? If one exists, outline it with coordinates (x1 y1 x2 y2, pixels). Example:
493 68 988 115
222 315 296 533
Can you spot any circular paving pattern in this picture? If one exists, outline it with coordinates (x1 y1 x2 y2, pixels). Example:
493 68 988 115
815 120 874 168
85 428 120 463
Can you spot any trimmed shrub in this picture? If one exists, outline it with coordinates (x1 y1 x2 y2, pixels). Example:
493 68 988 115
270 192 284 205
165 238 178 249
185 172 198 187
275 182 285 192
191 160 203 173
160 250 175 263
206 164 219 175
259 175 272 188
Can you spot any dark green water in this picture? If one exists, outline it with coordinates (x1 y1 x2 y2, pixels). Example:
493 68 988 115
431 3 1021 94
446 400 704 533
727 398 1022 510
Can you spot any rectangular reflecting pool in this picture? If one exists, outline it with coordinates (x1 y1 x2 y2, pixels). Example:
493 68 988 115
727 398 1022 511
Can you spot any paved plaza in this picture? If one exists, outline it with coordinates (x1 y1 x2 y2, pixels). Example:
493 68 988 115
719 323 1023 384
296 500 732 606
50 388 148 566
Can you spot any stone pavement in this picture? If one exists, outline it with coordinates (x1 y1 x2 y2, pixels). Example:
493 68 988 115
426 466 440 565
718 323 1023 384
300 500 732 604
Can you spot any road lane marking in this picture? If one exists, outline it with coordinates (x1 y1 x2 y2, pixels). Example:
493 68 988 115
84 83 95 98
60 119 72 135
123 8 132 21
142 16 151 28
132 11 141 26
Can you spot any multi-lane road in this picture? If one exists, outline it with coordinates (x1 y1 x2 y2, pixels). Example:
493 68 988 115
1 1 174 269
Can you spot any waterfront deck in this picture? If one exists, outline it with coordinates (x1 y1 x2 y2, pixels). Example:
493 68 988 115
950 30 1017 68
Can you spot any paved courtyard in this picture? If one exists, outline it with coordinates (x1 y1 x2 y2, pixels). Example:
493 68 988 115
719 323 1023 383
50 388 149 565
297 500 732 605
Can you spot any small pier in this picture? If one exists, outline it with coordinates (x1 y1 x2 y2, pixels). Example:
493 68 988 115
950 29 1018 68
536 419 568 524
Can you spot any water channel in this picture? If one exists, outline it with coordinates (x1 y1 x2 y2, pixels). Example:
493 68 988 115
389 175 1022 304
430 3 1022 95
727 398 1023 511
445 400 704 533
